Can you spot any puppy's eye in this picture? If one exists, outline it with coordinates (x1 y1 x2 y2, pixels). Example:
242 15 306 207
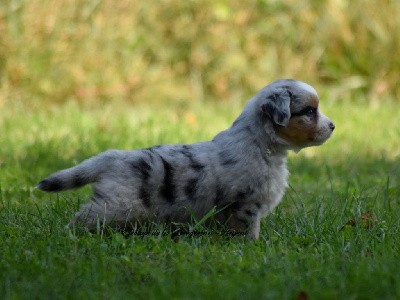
305 106 317 116
291 106 318 118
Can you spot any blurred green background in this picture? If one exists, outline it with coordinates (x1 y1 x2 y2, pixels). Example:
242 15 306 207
1 0 400 107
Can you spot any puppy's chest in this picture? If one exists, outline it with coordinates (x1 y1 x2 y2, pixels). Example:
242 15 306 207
260 157 289 213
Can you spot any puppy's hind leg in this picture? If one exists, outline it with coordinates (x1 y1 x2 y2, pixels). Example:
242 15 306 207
68 188 148 231
68 200 110 231
67 188 122 231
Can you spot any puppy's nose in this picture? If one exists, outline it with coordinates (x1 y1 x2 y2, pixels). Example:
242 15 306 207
329 122 335 131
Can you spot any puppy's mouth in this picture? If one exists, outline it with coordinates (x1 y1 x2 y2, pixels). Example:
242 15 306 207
277 119 335 149
304 123 335 147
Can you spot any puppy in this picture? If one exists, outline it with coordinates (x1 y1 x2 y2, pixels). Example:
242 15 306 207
37 79 334 240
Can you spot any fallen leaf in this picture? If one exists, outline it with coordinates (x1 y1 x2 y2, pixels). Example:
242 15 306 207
296 290 308 300
360 211 377 229
340 211 377 231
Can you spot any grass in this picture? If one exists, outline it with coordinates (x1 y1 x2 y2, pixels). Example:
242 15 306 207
0 100 399 299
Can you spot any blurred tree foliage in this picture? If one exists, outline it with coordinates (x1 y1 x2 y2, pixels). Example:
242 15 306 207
0 0 399 105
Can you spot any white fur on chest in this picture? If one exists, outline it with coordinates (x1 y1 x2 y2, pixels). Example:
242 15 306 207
260 155 289 216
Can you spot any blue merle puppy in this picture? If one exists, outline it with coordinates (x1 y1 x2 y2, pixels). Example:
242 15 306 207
37 79 335 240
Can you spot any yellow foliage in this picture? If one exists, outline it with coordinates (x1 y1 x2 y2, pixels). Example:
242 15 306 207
1 0 399 106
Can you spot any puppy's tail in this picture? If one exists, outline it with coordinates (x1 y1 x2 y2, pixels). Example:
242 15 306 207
36 150 118 192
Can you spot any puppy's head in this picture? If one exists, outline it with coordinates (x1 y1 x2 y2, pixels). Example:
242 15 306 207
260 79 334 148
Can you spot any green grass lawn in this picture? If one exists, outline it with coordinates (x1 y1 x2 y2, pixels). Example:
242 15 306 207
0 100 399 299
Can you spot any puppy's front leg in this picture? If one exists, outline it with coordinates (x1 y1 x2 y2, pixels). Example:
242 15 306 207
246 215 261 240
231 206 261 240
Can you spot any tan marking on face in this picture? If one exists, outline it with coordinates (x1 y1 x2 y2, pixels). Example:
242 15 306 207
308 95 319 108
277 116 318 146
277 94 321 146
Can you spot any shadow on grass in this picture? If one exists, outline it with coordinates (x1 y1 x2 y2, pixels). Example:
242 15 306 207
288 154 399 194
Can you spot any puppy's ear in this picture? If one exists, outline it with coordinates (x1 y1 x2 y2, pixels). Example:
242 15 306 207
261 88 291 126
